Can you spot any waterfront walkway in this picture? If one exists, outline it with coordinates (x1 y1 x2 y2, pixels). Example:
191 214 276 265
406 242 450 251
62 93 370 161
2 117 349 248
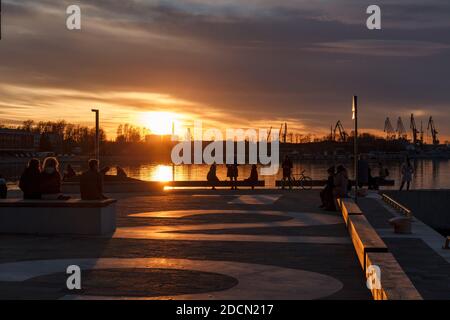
0 190 371 300
358 195 450 299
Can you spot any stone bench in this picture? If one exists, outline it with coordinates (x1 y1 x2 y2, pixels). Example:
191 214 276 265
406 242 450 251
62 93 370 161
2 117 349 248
0 199 116 235
275 179 395 187
339 198 363 226
62 180 164 194
366 252 422 300
347 214 388 270
165 180 265 188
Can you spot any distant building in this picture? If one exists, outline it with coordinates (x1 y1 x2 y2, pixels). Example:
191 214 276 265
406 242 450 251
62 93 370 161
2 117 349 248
0 128 40 152
145 134 172 144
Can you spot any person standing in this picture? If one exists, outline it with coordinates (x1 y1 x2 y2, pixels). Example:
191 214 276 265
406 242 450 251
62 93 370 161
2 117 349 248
281 155 293 190
227 161 239 190
207 163 220 190
357 154 369 188
400 158 414 191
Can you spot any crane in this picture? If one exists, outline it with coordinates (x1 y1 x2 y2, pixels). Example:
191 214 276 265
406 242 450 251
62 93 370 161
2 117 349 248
267 127 272 141
410 113 419 145
396 117 407 140
427 116 439 145
384 117 395 140
333 121 348 142
420 121 424 145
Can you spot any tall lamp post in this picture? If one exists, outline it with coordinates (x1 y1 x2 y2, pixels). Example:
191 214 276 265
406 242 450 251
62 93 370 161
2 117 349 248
352 96 358 204
91 109 100 162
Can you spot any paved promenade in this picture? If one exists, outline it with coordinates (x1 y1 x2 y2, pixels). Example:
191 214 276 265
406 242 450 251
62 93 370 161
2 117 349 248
0 190 371 300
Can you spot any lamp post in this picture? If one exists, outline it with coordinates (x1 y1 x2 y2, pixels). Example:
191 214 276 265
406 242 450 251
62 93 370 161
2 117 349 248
352 96 358 203
91 109 100 162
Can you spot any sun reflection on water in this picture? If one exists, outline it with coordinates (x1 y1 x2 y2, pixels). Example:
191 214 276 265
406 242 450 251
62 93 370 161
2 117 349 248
150 165 173 182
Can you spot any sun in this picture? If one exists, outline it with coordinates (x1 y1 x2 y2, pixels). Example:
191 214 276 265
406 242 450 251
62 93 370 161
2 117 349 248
142 112 178 135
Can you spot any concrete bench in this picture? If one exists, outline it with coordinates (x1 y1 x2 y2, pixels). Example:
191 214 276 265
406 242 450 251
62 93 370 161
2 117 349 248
62 180 164 194
165 180 265 188
339 198 363 226
0 199 116 235
275 179 395 187
366 252 422 300
347 215 388 270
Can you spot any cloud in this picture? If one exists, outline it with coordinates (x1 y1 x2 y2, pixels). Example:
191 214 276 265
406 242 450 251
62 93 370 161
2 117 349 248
307 40 450 57
0 0 449 139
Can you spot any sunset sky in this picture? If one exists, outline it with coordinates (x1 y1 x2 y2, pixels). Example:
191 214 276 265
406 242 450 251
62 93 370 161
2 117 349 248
0 0 449 141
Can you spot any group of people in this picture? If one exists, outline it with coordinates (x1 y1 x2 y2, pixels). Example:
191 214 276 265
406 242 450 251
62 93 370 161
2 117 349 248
17 157 108 200
357 155 391 190
207 163 259 190
320 165 350 211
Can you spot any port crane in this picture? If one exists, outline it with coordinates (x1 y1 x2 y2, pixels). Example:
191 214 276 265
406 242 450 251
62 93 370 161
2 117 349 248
267 127 272 141
410 114 420 145
427 116 439 145
420 121 424 145
333 120 348 142
384 117 396 140
280 123 287 143
396 117 407 140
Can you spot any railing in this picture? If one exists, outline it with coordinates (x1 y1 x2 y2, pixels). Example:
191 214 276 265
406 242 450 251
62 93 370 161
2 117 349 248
381 193 412 217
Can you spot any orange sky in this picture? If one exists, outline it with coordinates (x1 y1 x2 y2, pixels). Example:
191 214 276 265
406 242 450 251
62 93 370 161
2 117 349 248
0 0 449 142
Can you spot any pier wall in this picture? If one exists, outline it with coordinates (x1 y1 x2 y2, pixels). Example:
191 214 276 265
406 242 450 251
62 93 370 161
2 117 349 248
383 190 450 232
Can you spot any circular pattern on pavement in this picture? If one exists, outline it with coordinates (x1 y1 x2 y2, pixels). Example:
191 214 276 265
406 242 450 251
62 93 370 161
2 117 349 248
0 258 344 300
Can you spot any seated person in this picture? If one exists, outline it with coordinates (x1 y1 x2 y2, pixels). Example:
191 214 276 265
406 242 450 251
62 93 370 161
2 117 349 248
207 163 220 190
0 174 7 199
63 164 77 181
40 157 70 200
80 159 107 200
116 166 127 179
333 165 349 207
244 164 259 190
19 158 42 199
320 166 335 210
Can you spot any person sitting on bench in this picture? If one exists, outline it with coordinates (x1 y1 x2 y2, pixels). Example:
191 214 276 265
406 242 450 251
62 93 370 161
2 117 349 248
19 158 42 199
0 174 7 199
207 163 220 190
244 164 259 190
63 164 77 181
116 166 127 179
40 157 70 200
80 159 108 200
320 166 335 210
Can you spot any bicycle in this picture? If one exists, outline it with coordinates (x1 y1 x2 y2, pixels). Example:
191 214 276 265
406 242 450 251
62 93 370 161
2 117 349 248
281 170 313 190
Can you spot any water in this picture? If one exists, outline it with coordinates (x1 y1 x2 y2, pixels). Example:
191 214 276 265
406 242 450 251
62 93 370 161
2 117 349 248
2 159 449 189
117 159 450 189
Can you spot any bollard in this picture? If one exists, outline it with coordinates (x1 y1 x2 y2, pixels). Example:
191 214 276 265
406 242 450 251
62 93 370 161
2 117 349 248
389 216 412 234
